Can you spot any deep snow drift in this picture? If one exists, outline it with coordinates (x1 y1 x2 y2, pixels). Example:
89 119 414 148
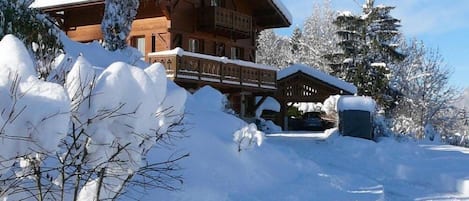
140 86 469 201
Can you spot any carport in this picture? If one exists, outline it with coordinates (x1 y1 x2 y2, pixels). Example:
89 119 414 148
274 64 357 130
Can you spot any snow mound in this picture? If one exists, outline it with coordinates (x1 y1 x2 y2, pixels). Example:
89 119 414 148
0 35 70 174
255 96 280 118
322 95 341 115
190 85 228 112
338 95 376 112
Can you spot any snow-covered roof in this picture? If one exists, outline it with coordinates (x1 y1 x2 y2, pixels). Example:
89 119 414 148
337 10 354 17
32 0 292 25
277 64 357 94
31 0 101 9
271 0 293 25
148 48 277 71
337 96 376 112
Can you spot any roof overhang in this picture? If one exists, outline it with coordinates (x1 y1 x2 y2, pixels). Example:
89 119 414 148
252 0 292 29
31 0 104 12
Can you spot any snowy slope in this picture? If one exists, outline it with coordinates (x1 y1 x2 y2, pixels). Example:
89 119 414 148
132 86 469 201
6 29 467 200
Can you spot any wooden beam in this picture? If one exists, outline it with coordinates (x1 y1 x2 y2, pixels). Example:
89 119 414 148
254 96 268 112
158 0 172 19
41 1 104 12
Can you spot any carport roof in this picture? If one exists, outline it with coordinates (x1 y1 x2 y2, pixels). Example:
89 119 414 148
278 64 357 94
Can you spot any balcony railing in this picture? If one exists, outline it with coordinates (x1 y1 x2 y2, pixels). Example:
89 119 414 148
198 6 252 39
148 48 276 90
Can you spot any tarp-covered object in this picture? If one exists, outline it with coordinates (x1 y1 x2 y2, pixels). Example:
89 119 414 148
337 96 376 140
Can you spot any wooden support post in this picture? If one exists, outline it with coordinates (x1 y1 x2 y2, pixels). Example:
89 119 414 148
240 93 246 118
279 99 288 131
254 96 267 112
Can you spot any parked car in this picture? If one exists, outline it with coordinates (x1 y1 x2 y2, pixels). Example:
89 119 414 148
301 112 325 131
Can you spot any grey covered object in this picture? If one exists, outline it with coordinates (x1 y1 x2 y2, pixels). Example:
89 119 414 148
339 110 374 140
337 96 376 140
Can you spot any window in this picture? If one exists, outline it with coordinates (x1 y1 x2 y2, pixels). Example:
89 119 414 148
215 42 225 56
189 38 202 53
210 0 224 7
230 47 243 60
131 36 146 60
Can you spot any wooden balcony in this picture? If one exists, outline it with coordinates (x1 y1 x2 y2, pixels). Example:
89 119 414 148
198 6 252 39
148 49 276 91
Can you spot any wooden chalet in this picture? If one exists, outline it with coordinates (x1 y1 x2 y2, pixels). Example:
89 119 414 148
34 0 292 118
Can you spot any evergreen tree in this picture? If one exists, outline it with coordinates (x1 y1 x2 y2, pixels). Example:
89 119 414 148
101 0 140 51
290 26 303 64
330 0 404 110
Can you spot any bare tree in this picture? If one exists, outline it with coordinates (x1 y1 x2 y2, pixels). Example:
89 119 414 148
390 38 458 140
0 38 188 200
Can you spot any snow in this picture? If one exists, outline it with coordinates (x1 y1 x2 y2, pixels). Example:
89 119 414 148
255 96 280 118
337 95 376 112
338 10 354 17
278 64 358 94
139 96 469 200
0 35 70 174
0 34 189 200
322 95 341 115
60 32 147 68
31 0 292 26
294 102 322 113
371 62 387 67
149 47 277 71
233 123 265 150
30 0 98 9
190 85 228 112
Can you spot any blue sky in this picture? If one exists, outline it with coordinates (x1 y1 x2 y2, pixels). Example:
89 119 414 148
275 0 469 88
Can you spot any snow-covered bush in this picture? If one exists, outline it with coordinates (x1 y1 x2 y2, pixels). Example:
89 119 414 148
321 95 340 126
0 35 70 175
257 119 282 134
0 35 187 201
254 96 281 133
101 0 139 51
233 124 264 152
0 0 63 79
192 85 233 113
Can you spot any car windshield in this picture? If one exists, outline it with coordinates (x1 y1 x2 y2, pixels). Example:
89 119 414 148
303 112 321 119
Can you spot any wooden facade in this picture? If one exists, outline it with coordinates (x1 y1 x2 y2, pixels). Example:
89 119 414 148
41 0 291 118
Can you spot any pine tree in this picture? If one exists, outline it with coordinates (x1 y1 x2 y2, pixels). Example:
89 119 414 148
290 26 303 64
101 0 140 51
330 0 404 110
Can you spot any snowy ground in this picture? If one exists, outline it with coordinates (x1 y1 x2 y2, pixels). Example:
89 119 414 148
136 87 469 201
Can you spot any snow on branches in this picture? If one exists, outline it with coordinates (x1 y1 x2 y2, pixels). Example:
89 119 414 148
233 124 265 152
0 35 187 200
101 0 140 51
